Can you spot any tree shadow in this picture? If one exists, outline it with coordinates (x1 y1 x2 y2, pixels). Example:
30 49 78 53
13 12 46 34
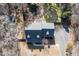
63 24 69 33
62 19 71 33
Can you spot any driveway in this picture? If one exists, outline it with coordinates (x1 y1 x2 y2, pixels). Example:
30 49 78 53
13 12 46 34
54 27 69 55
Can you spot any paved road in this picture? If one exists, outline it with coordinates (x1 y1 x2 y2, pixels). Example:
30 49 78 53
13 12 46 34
54 27 69 55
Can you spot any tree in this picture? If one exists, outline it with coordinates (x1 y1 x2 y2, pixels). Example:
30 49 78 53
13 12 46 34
43 3 72 24
61 3 72 25
43 3 59 23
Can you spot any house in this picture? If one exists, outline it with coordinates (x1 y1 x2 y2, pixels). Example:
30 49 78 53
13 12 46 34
25 20 55 45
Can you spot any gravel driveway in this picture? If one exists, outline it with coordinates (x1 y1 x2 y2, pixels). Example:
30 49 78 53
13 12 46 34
54 27 69 56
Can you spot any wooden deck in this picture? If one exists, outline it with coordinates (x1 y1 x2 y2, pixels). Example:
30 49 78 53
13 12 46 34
18 42 61 56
